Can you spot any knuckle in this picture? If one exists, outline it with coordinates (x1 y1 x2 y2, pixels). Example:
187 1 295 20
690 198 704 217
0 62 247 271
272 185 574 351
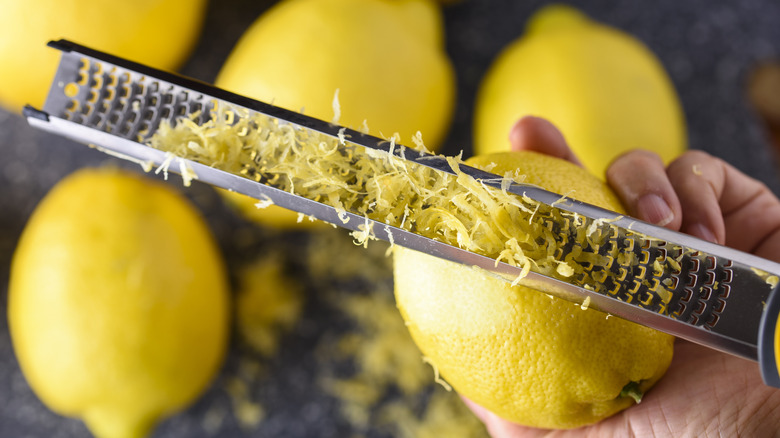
670 150 715 169
680 149 713 161
612 149 663 168
606 149 663 182
668 150 723 183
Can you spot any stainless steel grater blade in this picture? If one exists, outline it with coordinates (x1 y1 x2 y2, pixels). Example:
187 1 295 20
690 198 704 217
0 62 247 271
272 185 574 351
23 40 780 383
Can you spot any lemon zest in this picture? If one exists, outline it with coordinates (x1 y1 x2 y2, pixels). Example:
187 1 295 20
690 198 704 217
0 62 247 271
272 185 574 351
422 356 452 392
154 151 176 180
178 158 197 187
90 144 154 172
147 104 676 310
254 194 274 209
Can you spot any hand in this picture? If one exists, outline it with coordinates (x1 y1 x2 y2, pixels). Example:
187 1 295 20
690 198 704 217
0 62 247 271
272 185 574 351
462 116 780 437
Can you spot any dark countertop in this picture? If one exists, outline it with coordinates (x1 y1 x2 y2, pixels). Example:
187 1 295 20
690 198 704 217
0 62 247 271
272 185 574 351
2 1 779 437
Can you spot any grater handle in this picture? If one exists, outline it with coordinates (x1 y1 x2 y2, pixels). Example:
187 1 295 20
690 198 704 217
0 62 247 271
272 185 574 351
759 283 780 387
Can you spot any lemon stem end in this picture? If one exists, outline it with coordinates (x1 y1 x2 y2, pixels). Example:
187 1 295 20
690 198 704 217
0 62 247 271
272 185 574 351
620 381 644 404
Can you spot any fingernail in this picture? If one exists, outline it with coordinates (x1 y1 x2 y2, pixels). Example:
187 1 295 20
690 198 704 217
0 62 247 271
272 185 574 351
689 223 718 243
636 194 675 226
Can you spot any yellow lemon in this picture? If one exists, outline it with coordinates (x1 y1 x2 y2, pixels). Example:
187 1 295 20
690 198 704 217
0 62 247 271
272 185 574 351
215 0 455 228
9 168 229 438
0 0 207 112
473 5 686 177
394 151 674 429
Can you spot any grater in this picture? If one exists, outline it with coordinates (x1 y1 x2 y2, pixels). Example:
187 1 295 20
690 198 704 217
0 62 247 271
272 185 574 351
23 40 780 387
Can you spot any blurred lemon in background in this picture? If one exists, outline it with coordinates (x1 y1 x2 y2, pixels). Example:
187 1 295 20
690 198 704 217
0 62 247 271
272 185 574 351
9 168 229 438
0 0 207 112
215 0 455 228
394 151 674 429
474 5 686 177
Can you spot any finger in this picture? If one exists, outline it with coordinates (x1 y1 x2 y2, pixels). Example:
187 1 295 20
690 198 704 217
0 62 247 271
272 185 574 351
606 150 683 230
508 116 584 167
665 151 727 244
460 396 548 438
667 151 780 260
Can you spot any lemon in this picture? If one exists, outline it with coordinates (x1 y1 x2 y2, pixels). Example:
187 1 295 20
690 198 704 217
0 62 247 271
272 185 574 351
8 168 229 438
473 5 686 177
215 0 455 228
393 151 674 429
0 0 207 112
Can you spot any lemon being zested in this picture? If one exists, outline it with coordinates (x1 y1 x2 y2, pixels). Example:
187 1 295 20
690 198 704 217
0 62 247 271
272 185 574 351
8 167 229 438
393 151 674 429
